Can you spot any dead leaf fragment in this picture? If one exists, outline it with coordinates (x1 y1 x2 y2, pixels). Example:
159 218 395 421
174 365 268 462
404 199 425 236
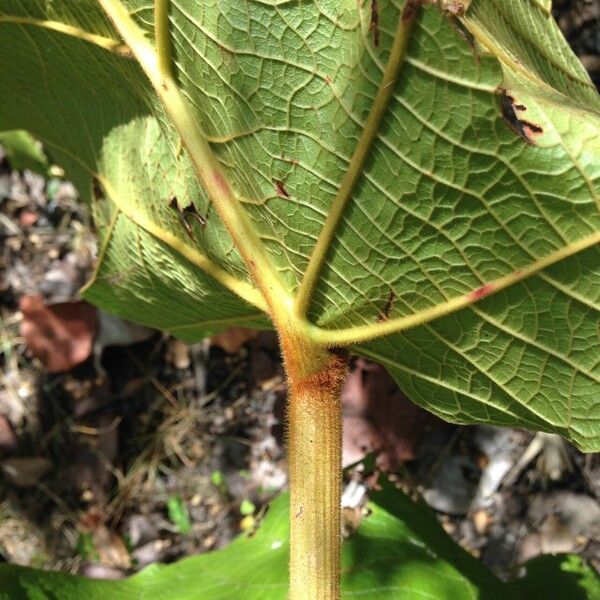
19 295 97 372
92 525 132 569
2 456 51 487
0 415 17 451
211 327 258 353
341 360 439 469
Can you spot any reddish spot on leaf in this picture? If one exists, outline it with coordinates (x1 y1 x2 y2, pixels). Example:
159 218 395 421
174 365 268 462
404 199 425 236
212 170 230 195
280 154 299 166
470 284 495 301
19 295 97 372
273 179 289 198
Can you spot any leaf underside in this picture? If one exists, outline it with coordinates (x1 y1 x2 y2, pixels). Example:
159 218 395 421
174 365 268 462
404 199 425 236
0 0 599 449
1 479 598 599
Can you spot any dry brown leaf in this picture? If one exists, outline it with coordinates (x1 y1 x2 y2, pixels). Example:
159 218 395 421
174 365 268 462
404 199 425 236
19 295 97 372
341 360 440 469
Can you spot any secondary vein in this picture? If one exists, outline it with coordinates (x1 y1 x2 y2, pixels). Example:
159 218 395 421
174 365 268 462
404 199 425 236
0 16 131 56
304 230 600 346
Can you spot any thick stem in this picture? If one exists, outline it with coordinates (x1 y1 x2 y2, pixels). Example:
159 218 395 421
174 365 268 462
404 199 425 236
283 337 348 600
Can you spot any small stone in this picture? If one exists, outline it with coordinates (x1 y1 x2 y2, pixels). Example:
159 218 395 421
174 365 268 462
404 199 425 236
166 338 191 369
472 509 492 535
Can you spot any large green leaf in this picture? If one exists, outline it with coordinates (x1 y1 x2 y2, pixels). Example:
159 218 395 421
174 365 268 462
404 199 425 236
1 479 598 599
0 0 598 448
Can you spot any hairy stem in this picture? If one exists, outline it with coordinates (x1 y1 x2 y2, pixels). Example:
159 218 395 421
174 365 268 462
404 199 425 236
282 335 348 600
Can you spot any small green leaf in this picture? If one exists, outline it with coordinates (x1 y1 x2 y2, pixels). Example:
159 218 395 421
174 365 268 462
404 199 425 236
0 130 48 175
166 496 192 535
75 532 98 563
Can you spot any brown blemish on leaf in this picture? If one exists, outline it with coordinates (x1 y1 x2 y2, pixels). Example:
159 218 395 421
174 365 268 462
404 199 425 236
274 179 290 198
377 290 396 322
92 177 103 200
500 90 543 144
370 0 380 47
402 0 423 21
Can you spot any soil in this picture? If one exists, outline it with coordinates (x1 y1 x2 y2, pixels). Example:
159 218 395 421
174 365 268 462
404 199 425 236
0 0 598 585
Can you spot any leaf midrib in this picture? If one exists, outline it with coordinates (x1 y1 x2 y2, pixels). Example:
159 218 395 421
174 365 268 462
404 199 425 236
295 4 421 316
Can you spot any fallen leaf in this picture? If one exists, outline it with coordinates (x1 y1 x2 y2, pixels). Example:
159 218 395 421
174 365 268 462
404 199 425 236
341 360 440 469
19 295 97 372
520 515 576 563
